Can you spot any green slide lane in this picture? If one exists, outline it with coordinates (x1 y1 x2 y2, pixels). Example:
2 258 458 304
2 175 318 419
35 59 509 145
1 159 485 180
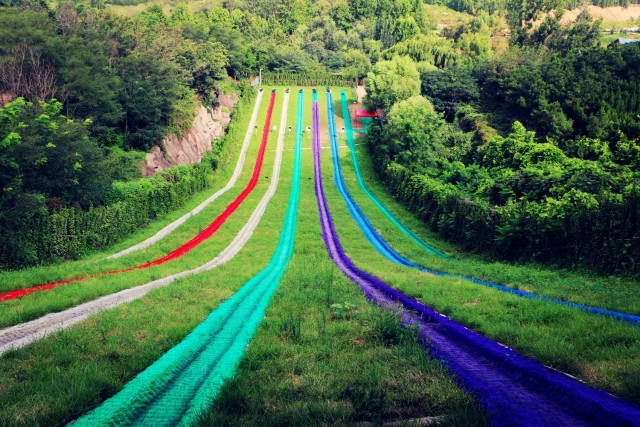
339 91 449 259
75 89 303 426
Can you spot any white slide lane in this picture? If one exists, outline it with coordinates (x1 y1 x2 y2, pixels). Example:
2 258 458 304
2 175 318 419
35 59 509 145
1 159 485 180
106 90 265 260
0 90 290 356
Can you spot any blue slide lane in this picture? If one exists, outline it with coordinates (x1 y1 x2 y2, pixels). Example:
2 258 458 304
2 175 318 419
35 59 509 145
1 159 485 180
338 90 449 259
314 93 640 426
326 89 640 326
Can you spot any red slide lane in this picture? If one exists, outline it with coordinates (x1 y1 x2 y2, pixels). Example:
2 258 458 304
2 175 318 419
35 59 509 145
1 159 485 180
0 91 277 303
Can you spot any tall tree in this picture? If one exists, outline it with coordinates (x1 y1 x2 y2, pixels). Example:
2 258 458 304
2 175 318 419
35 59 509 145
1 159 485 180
0 44 57 101
385 95 447 170
506 0 563 46
365 55 420 110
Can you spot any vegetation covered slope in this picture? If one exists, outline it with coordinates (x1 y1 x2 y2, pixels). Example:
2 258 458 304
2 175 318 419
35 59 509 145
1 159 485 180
365 3 640 274
0 2 235 268
2 0 639 272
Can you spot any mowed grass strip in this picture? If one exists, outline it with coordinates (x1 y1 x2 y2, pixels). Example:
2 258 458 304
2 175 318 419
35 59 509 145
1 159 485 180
0 93 284 329
327 91 640 402
0 89 294 427
198 89 486 426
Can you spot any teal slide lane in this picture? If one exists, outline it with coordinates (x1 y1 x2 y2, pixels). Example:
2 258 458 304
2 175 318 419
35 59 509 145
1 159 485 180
338 90 449 259
75 89 304 426
330 90 640 326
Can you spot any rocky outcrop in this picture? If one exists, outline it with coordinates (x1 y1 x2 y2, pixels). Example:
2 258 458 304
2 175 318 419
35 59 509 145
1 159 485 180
143 92 238 176
0 92 16 105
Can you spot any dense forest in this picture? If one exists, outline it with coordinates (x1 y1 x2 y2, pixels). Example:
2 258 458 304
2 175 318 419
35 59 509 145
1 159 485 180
366 5 640 273
1 0 640 273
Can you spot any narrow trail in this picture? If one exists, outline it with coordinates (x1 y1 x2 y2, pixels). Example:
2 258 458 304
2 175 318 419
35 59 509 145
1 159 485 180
0 90 291 357
106 90 265 260
338 90 448 259
0 90 277 303
74 88 303 427
313 93 640 426
328 90 640 326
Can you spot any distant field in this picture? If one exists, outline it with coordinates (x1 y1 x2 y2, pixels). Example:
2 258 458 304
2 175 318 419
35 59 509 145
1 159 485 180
424 4 473 28
105 0 221 17
601 32 640 44
561 5 640 28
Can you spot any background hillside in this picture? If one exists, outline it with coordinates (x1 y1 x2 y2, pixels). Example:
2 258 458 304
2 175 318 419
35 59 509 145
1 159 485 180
1 0 639 274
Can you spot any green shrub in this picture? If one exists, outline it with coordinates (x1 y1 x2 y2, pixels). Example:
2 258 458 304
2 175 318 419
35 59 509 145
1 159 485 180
0 88 253 269
380 160 640 274
33 161 213 263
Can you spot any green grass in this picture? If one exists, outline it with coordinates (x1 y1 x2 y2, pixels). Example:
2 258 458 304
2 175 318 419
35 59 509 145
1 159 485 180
327 91 640 402
600 32 640 45
0 88 484 426
0 89 286 425
2 86 639 425
342 146 640 315
198 89 485 426
339 135 640 314
199 258 484 426
424 4 473 28
0 91 280 329
104 0 221 18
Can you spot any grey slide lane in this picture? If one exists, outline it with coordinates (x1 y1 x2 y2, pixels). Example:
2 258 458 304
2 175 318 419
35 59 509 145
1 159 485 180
107 90 265 260
0 91 290 356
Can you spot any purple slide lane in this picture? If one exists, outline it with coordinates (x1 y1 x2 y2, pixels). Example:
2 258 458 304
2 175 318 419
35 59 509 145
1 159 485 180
311 95 640 426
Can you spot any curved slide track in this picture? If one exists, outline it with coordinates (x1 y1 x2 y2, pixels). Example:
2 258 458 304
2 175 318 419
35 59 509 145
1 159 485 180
313 93 640 426
326 90 640 326
74 89 303 426
0 90 292 356
106 89 265 260
338 90 448 259
0 90 278 303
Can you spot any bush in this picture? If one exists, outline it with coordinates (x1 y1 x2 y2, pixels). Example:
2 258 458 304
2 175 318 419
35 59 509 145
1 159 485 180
0 161 212 267
380 160 640 274
0 86 252 269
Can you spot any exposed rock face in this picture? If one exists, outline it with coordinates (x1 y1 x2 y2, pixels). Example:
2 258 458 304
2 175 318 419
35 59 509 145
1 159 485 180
0 92 16 105
143 92 238 176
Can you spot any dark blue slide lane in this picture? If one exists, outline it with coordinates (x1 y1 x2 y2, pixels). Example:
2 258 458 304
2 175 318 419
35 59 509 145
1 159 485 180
326 90 640 326
314 93 640 426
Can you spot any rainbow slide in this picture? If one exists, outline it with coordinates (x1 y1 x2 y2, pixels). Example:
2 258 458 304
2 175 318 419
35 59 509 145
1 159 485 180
74 89 303 426
313 89 640 426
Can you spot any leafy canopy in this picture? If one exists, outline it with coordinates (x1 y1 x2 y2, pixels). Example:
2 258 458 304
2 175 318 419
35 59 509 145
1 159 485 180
365 55 420 110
